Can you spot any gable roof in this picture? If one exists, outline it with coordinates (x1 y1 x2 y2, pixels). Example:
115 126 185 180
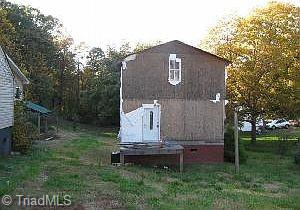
0 45 29 84
132 40 231 64
6 54 30 84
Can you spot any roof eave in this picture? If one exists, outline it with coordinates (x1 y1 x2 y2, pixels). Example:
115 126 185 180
6 54 30 85
122 40 231 64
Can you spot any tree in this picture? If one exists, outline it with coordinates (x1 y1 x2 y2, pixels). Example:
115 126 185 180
80 43 131 125
86 47 105 73
0 8 16 52
134 40 162 53
0 0 78 119
201 2 300 141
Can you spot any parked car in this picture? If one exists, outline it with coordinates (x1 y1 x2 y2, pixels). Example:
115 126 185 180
289 119 300 127
240 120 263 134
266 119 289 129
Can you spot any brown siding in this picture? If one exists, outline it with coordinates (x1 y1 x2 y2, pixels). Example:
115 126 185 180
122 99 224 143
122 41 225 100
122 41 226 144
184 100 224 142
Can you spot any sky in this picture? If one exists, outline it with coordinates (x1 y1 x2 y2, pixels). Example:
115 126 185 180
9 0 300 50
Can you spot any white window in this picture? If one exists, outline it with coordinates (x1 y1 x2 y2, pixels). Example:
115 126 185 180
168 54 181 85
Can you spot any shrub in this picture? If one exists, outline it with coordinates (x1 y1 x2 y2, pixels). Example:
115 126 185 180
295 142 300 165
224 125 247 163
12 102 38 153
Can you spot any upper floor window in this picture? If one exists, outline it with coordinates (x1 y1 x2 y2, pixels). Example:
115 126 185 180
168 54 181 85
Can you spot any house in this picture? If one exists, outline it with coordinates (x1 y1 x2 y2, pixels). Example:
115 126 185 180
119 40 229 163
0 46 29 155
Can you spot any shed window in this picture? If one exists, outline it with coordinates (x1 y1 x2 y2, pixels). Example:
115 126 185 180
168 54 181 85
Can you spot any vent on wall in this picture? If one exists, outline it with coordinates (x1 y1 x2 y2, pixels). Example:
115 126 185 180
190 148 198 153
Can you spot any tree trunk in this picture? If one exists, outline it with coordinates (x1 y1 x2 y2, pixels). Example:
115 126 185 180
251 117 257 142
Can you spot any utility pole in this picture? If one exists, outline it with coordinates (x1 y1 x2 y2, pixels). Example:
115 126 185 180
234 107 240 173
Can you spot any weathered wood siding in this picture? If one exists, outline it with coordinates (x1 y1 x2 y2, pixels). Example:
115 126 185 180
123 41 226 100
123 99 224 144
122 41 226 144
0 47 14 129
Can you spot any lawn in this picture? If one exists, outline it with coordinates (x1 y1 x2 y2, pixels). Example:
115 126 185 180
0 123 299 210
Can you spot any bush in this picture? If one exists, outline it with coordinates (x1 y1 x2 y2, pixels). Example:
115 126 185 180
12 102 38 154
295 142 300 165
224 125 247 163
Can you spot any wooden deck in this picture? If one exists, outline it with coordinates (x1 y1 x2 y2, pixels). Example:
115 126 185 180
119 143 184 172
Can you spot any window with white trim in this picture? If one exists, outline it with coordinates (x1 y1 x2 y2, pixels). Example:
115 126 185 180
168 54 181 85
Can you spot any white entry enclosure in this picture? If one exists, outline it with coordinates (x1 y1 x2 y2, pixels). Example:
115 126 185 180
142 104 160 142
120 102 161 143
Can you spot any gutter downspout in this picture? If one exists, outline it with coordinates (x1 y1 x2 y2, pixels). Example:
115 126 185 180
119 63 124 141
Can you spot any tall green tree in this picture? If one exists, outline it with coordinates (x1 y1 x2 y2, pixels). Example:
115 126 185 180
0 0 78 118
80 43 131 125
201 2 300 141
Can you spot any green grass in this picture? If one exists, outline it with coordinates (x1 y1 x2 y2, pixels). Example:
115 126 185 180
0 124 299 209
241 127 300 141
241 128 300 156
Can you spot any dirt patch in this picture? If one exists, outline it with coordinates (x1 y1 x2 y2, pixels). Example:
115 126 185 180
25 203 85 210
213 198 243 210
83 196 123 210
263 182 283 193
216 172 234 180
58 129 81 140
165 177 179 183
120 170 141 180
40 129 82 149
80 147 113 167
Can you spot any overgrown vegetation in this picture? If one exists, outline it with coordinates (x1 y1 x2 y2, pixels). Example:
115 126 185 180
294 142 300 165
1 123 300 209
12 102 38 153
201 2 300 141
224 125 247 163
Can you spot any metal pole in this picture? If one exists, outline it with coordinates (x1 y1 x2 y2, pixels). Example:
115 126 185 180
234 109 240 173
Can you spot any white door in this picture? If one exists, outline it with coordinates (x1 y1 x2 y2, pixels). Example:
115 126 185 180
142 106 160 142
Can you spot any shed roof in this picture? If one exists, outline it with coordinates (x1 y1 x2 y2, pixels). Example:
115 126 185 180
125 40 231 64
25 101 52 115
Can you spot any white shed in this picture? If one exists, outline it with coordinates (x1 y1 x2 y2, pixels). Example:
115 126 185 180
0 46 29 155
